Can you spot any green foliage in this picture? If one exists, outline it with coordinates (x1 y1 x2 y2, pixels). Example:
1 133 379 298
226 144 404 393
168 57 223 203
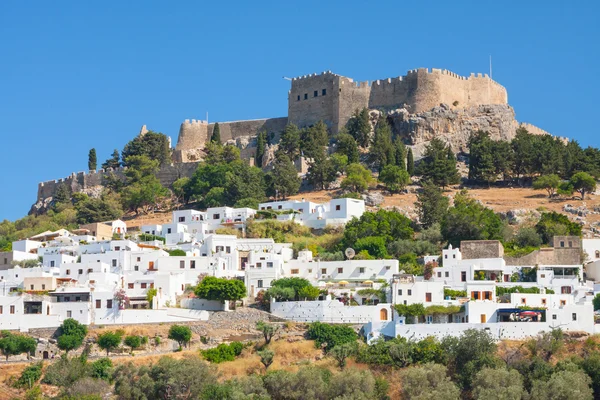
307 322 357 352
444 288 467 299
138 233 166 243
97 331 123 356
418 138 460 188
122 130 171 167
270 154 301 199
56 318 88 354
265 286 295 302
300 121 329 159
354 236 388 258
42 355 90 387
0 331 36 361
90 357 113 380
307 149 337 190
341 163 373 192
330 342 357 369
407 147 415 176
441 190 503 247
472 367 526 400
256 321 279 345
297 285 321 300
416 181 449 229
75 193 123 224
379 164 410 192
168 325 192 348
535 211 582 244
593 294 600 311
342 209 414 255
16 362 43 388
88 148 97 171
387 238 439 259
124 335 142 351
533 174 562 197
167 249 186 256
496 286 541 296
347 108 371 148
256 130 267 167
210 122 221 143
570 171 596 200
530 369 593 400
120 155 169 215
468 131 497 184
278 124 301 160
270 277 312 300
335 132 359 164
101 149 121 170
400 363 460 400
369 114 395 172
201 341 244 363
146 288 158 309
258 348 275 370
195 276 246 303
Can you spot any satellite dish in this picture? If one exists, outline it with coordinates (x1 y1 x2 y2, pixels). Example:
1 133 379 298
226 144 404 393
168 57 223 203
345 248 355 259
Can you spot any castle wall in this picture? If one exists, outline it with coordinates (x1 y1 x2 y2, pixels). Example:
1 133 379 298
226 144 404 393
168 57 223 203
206 117 288 143
288 72 340 130
175 119 209 151
335 77 371 134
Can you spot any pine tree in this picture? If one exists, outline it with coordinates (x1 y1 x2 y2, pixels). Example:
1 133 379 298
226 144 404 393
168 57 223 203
394 138 406 170
278 124 301 160
102 149 121 170
271 154 301 199
335 131 359 164
211 123 221 144
369 115 394 172
407 148 415 176
255 130 267 168
88 148 97 171
416 181 449 228
347 108 371 148
418 139 459 188
468 131 496 184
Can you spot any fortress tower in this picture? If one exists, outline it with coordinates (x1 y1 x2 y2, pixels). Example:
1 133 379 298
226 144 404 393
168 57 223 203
287 68 508 133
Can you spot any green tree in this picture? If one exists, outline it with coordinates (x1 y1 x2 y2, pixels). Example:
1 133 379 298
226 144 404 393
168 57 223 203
97 331 123 356
88 148 97 171
342 209 414 251
533 174 561 198
122 131 171 167
535 211 582 244
307 322 357 352
335 132 359 164
594 294 600 311
0 332 36 361
90 357 113 380
168 325 192 349
172 177 191 204
341 163 373 192
255 130 267 168
407 147 415 176
416 181 449 229
57 318 88 354
394 137 407 169
279 124 301 160
570 171 596 200
194 276 246 306
256 321 279 345
530 370 593 400
270 154 301 199
472 367 525 400
102 149 121 170
270 277 312 300
210 122 221 144
330 342 357 370
347 108 371 148
379 164 410 193
300 121 329 159
369 114 395 172
120 155 169 215
512 128 537 179
307 149 337 190
400 363 460 400
468 131 497 184
146 288 158 309
258 349 275 370
492 140 514 180
124 335 142 352
441 190 503 247
418 138 460 188
75 195 123 224
298 286 321 300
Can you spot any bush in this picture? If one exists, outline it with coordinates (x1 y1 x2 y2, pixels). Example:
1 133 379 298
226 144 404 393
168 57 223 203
168 325 192 349
124 335 142 351
42 355 90 387
16 362 43 388
167 249 186 256
201 342 243 363
90 357 113 380
307 322 357 352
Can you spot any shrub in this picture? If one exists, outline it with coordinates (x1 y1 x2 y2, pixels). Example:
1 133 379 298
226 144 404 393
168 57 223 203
201 342 244 363
168 325 192 349
307 322 357 352
124 335 142 351
90 357 113 380
15 362 43 388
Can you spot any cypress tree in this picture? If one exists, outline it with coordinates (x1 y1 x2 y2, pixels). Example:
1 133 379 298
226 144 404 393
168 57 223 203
255 130 267 167
211 123 221 144
407 148 415 176
88 148 97 171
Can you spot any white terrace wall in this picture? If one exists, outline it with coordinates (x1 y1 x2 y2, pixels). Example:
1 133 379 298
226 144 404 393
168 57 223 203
270 299 392 324
180 298 227 311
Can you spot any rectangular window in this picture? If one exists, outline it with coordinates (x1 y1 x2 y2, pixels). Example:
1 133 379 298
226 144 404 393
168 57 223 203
408 289 412 296
112 259 117 267
267 262 273 268
213 214 220 220
258 280 263 288
179 216 185 222
437 272 441 278
256 262 262 268
64 297 70 302
359 267 365 273
128 283 134 289
304 93 308 100
568 241 573 247
190 261 196 269
398 289 402 295
521 298 526 304
66 269 70 275
10 305 15 314
30 284 34 290
453 254 456 259
314 90 318 97
338 268 343 273
0 305 2 314
484 291 492 300
297 95 300 101
561 286 572 294
141 283 147 289
50 261 55 267
572 313 577 321
42 284 45 290
167 228 172 234
541 274 545 278
560 300 566 306
180 260 185 269
445 271 449 278
335 205 341 211
107 300 113 308
322 89 326 96
96 300 101 308
321 268 327 274
150 283 154 288
115 246 120 251
67 310 71 318
149 261 154 270
541 298 546 305
226 246 231 254
137 257 141 262
461 271 466 282
88 268 93 273
553 314 557 320
134 265 139 271
291 269 299 275
425 293 432 302
78 269 83 275
560 241 565 247
471 291 480 300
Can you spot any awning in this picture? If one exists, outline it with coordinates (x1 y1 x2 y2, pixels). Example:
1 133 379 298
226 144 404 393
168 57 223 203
338 281 349 285
363 280 374 284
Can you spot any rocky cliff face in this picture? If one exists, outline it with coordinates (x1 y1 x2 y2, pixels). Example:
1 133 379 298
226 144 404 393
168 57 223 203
387 104 519 159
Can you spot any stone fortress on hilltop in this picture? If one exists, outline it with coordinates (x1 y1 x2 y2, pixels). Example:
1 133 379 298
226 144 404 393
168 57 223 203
35 66 556 210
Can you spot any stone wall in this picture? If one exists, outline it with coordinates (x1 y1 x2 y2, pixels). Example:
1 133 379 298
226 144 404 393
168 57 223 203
504 247 581 266
461 241 505 259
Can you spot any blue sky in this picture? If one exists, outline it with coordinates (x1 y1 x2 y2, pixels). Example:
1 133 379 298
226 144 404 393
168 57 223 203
0 1 598 221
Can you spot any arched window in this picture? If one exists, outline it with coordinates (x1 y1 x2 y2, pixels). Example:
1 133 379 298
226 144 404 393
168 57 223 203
379 308 388 321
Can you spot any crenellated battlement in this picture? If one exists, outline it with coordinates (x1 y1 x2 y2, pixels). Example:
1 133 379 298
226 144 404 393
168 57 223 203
291 70 338 81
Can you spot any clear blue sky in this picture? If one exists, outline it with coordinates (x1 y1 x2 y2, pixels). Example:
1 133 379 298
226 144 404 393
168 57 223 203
0 1 598 221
